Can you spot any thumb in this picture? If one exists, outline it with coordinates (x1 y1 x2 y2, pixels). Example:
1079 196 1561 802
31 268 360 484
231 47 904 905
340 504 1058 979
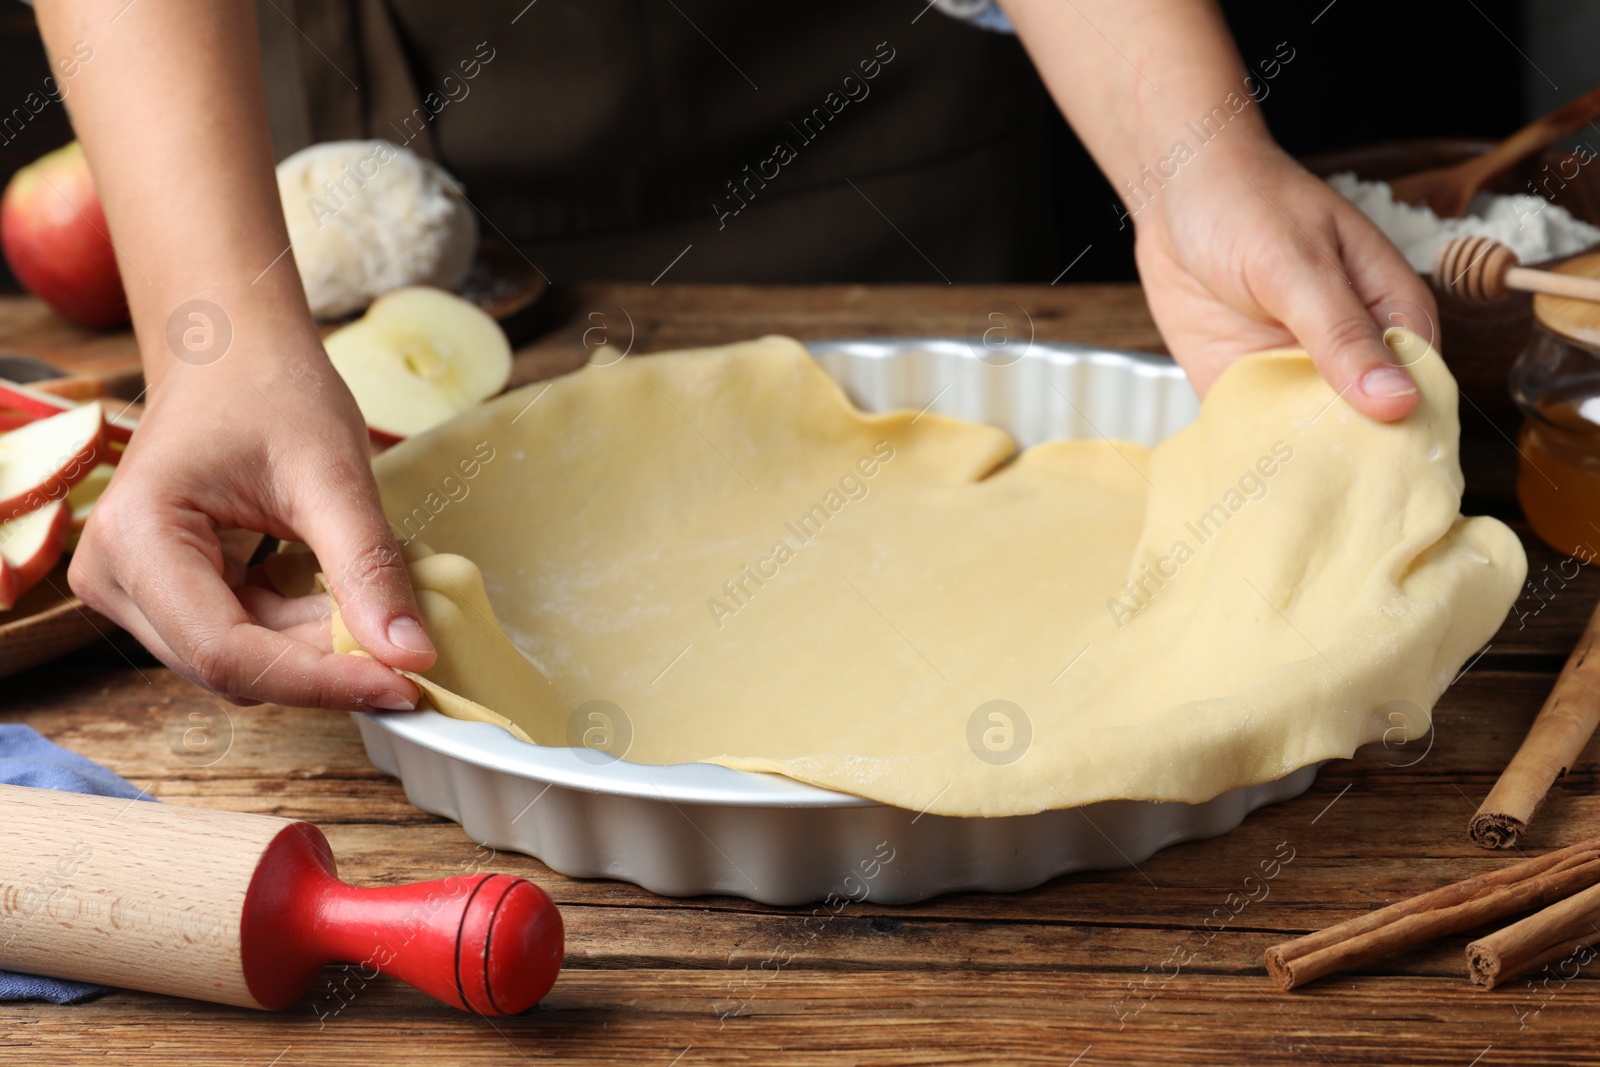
1272 258 1421 423
300 484 438 674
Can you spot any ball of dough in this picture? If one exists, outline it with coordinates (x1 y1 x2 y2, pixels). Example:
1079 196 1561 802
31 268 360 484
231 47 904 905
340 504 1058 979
276 140 478 319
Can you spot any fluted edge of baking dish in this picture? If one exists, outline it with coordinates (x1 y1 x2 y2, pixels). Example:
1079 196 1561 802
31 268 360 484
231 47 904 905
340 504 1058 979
355 337 1320 905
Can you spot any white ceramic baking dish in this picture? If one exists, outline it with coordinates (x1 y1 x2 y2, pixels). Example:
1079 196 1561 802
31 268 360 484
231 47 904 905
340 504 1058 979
356 337 1322 905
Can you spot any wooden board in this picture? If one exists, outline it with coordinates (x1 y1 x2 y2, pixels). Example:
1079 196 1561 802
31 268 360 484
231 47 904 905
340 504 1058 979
0 563 115 680
1 282 1588 1065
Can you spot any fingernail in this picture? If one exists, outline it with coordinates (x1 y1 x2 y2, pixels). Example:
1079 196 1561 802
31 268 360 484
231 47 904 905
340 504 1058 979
370 691 416 712
1360 365 1417 399
387 615 435 655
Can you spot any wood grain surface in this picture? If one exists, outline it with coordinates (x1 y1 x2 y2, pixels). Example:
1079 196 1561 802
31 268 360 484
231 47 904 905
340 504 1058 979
0 284 1590 1065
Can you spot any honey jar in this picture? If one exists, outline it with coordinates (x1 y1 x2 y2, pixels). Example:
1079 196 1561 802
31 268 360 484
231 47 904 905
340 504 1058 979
1513 251 1600 559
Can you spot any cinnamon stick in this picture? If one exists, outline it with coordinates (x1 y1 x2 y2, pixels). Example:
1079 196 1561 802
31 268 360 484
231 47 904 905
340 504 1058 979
1466 878 1600 988
1265 837 1600 991
1470 597 1600 849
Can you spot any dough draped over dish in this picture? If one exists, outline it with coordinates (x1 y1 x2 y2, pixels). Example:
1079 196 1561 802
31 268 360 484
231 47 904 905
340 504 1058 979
317 333 1525 817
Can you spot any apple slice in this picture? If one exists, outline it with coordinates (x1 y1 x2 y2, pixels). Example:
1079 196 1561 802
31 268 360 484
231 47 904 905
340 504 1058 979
67 462 114 532
0 498 69 610
0 379 75 419
324 286 511 439
367 425 403 452
0 409 35 432
0 403 108 520
0 380 135 445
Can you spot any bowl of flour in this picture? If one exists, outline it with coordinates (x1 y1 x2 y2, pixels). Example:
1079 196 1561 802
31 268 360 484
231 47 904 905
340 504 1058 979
1326 171 1600 273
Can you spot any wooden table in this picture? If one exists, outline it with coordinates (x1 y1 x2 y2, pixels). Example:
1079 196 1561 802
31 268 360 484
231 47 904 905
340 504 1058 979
0 284 1591 1065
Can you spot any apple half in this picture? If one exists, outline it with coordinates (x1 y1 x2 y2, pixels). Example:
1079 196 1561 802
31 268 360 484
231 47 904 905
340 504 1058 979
324 286 512 440
0 498 70 610
0 402 108 520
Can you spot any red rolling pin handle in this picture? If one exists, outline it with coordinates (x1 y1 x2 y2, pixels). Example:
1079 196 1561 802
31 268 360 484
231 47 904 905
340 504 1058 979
240 823 564 1015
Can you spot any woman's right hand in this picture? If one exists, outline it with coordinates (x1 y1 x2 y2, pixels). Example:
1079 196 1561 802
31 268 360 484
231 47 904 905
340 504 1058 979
32 0 436 708
69 330 438 709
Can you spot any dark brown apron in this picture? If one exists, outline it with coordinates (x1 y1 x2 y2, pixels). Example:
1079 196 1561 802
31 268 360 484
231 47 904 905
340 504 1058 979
256 0 1070 283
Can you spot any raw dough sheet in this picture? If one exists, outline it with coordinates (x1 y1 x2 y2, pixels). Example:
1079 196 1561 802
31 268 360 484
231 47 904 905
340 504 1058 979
324 333 1525 817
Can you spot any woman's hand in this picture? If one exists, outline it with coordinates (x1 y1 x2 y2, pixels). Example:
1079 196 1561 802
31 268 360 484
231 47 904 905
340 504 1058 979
1135 139 1437 419
37 0 434 707
69 335 437 708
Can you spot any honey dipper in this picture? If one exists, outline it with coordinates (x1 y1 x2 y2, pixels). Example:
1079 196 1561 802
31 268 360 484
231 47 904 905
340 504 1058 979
1433 235 1600 304
0 784 563 1013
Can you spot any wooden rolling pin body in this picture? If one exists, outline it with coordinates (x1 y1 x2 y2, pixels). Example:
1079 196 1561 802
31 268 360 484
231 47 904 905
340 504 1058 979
0 784 562 1012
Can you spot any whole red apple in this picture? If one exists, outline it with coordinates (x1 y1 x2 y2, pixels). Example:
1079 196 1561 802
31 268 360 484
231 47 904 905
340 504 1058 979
1 141 128 329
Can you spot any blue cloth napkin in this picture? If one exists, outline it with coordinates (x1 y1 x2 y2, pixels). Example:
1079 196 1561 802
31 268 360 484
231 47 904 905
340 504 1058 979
0 724 151 1004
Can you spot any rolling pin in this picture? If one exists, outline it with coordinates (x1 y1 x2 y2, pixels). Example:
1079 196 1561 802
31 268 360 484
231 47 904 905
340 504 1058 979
0 784 563 1013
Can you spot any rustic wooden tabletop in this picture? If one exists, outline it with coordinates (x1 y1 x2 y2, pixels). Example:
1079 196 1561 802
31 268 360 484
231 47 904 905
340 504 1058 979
0 284 1590 1065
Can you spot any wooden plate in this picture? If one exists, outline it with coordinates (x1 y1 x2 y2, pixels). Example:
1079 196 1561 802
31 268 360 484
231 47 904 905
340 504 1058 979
0 563 114 681
459 235 549 326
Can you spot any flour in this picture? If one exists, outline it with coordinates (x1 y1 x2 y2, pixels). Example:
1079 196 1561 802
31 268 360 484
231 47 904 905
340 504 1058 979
1327 171 1600 273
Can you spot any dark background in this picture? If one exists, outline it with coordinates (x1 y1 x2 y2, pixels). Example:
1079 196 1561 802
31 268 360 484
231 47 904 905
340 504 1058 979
0 0 1531 289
